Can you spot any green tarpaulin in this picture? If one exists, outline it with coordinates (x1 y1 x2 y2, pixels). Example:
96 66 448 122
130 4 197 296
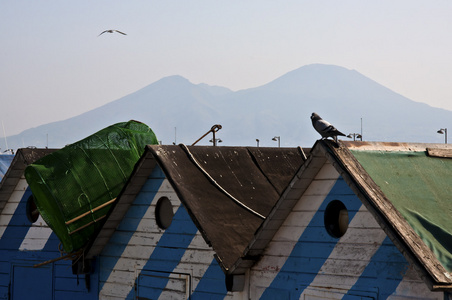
351 150 452 272
25 120 158 253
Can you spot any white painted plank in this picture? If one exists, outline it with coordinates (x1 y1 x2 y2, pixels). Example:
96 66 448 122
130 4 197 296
14 179 29 192
100 180 181 299
19 216 53 251
0 188 24 238
303 179 340 197
9 185 27 203
163 234 214 295
300 205 386 297
391 265 442 300
250 163 338 299
315 162 339 180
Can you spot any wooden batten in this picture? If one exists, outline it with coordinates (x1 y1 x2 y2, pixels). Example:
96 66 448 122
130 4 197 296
65 198 116 225
427 148 452 159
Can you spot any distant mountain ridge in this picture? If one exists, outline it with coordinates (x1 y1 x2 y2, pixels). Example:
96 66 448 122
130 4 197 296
3 64 451 150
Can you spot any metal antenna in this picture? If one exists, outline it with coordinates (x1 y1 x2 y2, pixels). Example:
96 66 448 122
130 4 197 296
2 121 8 151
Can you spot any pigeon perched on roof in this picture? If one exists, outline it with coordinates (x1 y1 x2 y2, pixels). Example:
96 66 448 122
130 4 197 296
98 29 127 36
311 112 345 142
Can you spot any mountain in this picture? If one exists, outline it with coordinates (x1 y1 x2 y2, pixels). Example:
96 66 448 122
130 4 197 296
3 64 451 150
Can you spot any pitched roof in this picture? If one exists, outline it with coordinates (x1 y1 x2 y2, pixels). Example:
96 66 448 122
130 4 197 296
0 148 56 214
87 139 452 290
87 145 307 273
321 140 452 290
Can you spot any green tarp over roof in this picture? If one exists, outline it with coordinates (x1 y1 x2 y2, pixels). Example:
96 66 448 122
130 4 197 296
25 120 158 253
351 149 452 272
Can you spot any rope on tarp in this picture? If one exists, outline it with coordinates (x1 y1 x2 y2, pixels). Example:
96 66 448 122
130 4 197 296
180 143 266 220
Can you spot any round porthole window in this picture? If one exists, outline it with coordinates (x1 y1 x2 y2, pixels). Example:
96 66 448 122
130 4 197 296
324 200 349 238
155 197 174 230
26 195 39 223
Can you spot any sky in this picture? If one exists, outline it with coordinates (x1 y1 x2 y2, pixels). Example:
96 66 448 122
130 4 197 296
1 1 452 137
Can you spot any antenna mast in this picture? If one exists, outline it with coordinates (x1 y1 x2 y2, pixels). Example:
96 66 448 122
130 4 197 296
2 121 8 151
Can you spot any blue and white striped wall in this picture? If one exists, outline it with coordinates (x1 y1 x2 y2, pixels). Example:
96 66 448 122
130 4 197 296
98 165 231 299
99 162 443 299
0 176 98 300
249 162 441 300
0 161 445 299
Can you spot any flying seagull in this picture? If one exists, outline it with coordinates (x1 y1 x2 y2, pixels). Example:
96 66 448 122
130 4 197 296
311 112 345 142
98 29 127 36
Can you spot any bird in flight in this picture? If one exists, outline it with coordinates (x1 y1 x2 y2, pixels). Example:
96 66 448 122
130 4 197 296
311 112 345 142
98 30 127 36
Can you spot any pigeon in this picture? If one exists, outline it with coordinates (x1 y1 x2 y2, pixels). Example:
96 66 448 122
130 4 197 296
311 112 345 142
98 30 127 36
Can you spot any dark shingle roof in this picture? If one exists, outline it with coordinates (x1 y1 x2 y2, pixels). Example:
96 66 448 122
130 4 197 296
87 145 307 273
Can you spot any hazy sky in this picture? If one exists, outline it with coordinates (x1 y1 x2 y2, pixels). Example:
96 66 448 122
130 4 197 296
1 1 452 137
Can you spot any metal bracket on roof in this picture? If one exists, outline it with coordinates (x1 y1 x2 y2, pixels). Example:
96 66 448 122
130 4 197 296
192 124 222 146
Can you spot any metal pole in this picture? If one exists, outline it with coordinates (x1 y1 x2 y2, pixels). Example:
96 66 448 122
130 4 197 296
360 118 363 141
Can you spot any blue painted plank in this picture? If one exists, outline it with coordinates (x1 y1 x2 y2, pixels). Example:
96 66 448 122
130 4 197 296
54 290 96 300
126 204 198 300
42 232 63 252
54 261 77 278
0 262 8 274
0 274 9 287
99 166 165 289
132 192 160 205
345 236 409 299
140 179 167 192
0 189 35 250
262 177 362 299
0 286 8 300
191 258 227 299
11 264 53 300
54 277 90 292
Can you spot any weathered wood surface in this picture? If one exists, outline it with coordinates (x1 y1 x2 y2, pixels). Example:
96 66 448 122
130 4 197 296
98 171 222 299
427 148 452 158
322 140 452 287
247 158 442 299
0 148 56 214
